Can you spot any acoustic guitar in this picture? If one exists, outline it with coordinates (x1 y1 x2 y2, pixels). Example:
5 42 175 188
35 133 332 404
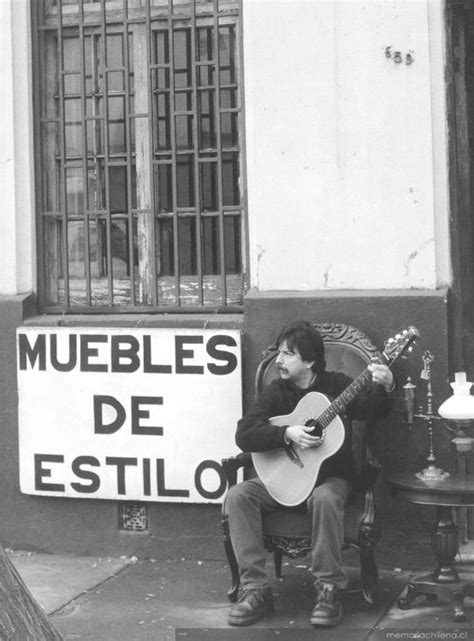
252 326 420 506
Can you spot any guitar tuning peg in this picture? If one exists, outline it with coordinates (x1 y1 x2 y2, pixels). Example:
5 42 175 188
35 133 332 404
395 334 402 340
402 330 408 335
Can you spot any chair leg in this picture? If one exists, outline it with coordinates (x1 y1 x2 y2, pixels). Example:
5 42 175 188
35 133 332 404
357 486 380 604
222 515 240 602
274 549 283 579
359 542 379 605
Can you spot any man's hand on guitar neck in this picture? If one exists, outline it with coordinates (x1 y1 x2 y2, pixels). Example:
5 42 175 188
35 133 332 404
284 425 323 450
368 362 395 393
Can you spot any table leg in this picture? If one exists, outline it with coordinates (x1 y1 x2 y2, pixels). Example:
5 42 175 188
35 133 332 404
397 506 469 621
432 506 460 583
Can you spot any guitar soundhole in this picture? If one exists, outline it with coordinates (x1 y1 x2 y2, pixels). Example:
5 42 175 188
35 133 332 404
305 419 324 439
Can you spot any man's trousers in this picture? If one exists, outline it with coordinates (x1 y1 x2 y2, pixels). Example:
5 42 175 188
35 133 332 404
223 476 352 590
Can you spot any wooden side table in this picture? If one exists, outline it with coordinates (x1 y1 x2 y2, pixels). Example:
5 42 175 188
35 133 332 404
387 472 474 622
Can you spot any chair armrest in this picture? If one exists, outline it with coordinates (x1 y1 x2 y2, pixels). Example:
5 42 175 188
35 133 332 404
221 453 253 487
360 455 382 488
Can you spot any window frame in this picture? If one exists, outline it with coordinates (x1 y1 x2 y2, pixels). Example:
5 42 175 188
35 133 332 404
31 0 248 314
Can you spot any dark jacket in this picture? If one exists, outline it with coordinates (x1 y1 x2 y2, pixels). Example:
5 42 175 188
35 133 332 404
236 370 393 485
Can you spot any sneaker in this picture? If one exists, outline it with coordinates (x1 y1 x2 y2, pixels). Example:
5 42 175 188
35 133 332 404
227 587 274 626
310 582 342 627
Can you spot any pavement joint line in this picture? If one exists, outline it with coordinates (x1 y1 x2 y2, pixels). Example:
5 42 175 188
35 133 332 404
49 558 135 617
362 580 409 640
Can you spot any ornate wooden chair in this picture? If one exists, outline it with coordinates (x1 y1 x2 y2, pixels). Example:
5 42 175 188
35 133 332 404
221 322 383 605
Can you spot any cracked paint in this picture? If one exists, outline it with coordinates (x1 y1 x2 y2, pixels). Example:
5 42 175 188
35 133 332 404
323 264 332 289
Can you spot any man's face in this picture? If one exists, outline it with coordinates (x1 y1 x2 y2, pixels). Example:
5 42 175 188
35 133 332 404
275 339 314 387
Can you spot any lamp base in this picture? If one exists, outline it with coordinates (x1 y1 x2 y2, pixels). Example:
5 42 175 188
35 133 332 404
415 465 450 482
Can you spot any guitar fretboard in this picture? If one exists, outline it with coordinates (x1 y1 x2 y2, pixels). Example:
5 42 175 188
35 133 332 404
309 352 389 429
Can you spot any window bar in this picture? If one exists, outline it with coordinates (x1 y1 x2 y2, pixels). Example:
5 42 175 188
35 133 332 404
79 0 92 306
122 0 136 305
169 3 181 306
145 0 158 306
58 0 70 308
151 27 169 305
100 0 114 306
91 33 104 283
213 0 227 305
190 0 204 305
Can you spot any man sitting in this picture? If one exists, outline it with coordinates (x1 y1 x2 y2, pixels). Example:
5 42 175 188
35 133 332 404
224 320 395 627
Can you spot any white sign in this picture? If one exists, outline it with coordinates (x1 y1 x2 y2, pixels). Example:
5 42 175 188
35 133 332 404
17 327 242 503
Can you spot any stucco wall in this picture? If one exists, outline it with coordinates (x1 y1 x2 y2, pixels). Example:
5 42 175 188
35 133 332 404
243 0 450 291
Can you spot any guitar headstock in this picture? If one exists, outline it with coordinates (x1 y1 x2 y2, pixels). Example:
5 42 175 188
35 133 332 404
383 326 420 364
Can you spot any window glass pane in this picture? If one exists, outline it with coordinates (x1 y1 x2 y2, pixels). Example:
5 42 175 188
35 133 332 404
68 220 85 279
220 88 237 109
200 162 217 211
89 218 110 306
87 162 105 210
154 68 170 91
202 217 220 275
66 167 84 215
64 74 81 95
175 115 193 150
198 65 215 87
178 217 196 274
221 112 239 148
154 30 169 65
106 33 124 66
224 214 241 273
65 124 82 157
199 91 216 149
176 155 195 207
175 91 192 112
108 96 126 154
157 218 174 276
109 166 127 213
111 219 131 279
222 152 240 206
86 120 104 158
89 218 107 280
197 27 213 62
156 94 171 150
65 97 81 122
154 165 173 212
219 25 236 85
108 71 124 91
63 35 80 71
174 30 191 89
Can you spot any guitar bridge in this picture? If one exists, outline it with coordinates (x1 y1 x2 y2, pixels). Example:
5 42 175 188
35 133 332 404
284 444 304 468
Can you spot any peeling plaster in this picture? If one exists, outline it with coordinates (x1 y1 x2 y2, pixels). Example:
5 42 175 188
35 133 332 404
403 238 434 279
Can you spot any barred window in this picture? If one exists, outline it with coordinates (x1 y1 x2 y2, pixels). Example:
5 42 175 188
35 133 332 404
32 0 246 312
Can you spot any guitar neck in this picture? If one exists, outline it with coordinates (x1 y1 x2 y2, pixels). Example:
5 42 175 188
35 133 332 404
316 353 389 429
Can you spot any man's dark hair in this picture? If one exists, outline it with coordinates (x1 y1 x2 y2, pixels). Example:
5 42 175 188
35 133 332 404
275 321 326 375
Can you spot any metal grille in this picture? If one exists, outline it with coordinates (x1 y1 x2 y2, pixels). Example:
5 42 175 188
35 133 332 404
119 503 148 531
32 0 246 312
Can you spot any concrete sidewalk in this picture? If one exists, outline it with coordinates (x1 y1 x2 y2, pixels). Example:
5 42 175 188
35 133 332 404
7 548 474 641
